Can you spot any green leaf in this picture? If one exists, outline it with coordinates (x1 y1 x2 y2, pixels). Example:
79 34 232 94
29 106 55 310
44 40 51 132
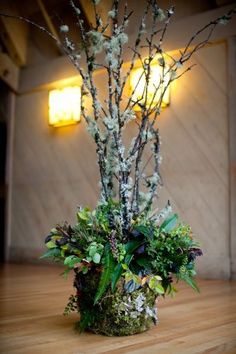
50 228 58 234
93 253 101 264
134 225 151 237
133 274 142 285
94 245 115 304
125 239 144 254
155 283 165 294
89 246 97 257
167 284 178 297
136 257 152 268
110 240 142 293
40 248 61 259
60 267 71 279
46 241 57 249
121 263 129 270
64 255 81 268
77 310 95 333
111 264 122 292
111 254 133 292
149 275 165 294
160 214 178 233
81 265 89 274
182 275 200 293
77 208 90 222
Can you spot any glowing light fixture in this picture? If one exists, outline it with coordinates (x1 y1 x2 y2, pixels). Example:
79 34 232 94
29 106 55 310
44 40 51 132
48 86 81 127
130 64 170 111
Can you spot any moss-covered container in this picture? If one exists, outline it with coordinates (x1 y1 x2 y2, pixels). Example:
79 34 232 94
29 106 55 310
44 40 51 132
74 271 158 336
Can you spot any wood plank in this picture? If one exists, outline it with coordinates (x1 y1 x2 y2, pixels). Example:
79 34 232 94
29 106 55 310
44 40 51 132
228 36 236 280
0 264 236 354
0 53 19 91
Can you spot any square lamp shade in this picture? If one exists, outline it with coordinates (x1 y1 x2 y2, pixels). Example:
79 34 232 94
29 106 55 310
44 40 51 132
130 64 170 111
48 86 81 127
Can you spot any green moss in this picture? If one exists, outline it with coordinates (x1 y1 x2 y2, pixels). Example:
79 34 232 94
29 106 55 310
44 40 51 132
75 271 158 336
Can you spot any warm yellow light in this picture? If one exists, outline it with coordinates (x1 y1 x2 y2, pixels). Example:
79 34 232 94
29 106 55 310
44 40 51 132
130 64 170 111
48 86 81 127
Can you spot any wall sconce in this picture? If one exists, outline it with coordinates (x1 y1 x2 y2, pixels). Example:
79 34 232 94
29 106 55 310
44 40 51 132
48 86 81 127
130 64 170 111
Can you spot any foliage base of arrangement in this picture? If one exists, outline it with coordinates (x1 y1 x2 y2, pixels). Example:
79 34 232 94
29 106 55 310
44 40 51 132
42 200 202 335
74 271 157 336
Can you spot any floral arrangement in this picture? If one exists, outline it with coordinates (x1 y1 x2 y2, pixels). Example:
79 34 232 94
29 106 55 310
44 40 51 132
42 202 202 333
36 0 233 336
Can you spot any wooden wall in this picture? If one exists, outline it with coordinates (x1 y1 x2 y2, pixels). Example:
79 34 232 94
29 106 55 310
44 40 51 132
157 43 229 278
9 41 230 279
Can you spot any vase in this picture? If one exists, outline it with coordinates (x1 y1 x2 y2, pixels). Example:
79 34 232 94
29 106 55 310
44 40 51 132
74 270 158 336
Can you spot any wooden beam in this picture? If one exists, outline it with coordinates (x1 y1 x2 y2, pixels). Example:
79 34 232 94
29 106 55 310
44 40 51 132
79 0 112 35
19 3 236 93
36 0 60 43
228 36 236 280
0 1 28 67
4 92 15 261
0 53 19 92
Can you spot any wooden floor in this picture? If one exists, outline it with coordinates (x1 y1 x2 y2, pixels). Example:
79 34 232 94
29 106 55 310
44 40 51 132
0 264 236 354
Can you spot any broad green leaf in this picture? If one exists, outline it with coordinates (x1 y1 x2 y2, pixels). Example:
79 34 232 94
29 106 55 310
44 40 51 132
77 208 90 222
46 241 57 249
134 225 151 237
93 253 101 264
136 257 152 268
64 255 75 265
40 248 61 259
125 239 144 254
94 245 115 304
110 240 142 293
111 254 133 292
121 263 129 270
160 214 178 233
50 228 58 234
64 255 81 268
111 264 122 292
155 283 165 295
124 272 133 283
89 246 97 257
51 235 61 241
149 276 164 294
